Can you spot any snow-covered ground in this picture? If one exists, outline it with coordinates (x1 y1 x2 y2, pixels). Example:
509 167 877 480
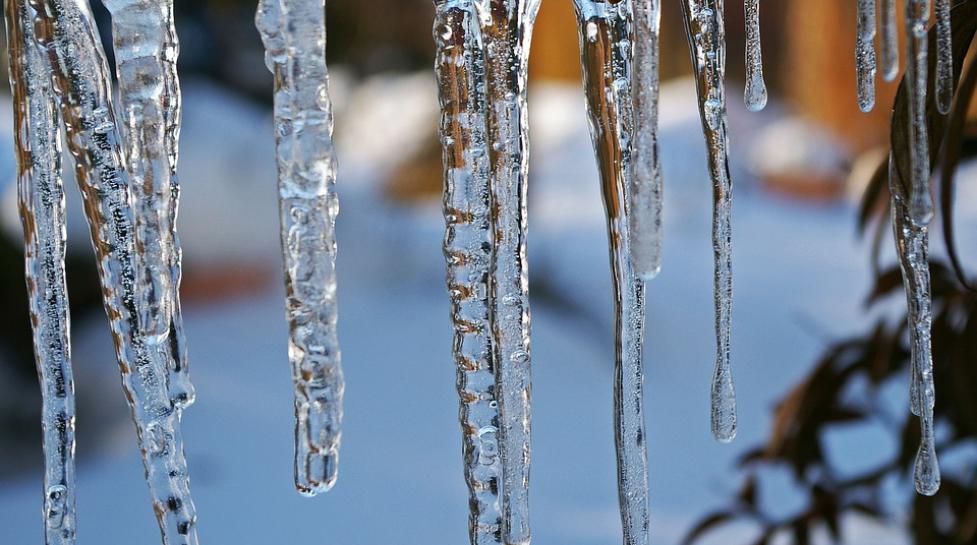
5 71 970 543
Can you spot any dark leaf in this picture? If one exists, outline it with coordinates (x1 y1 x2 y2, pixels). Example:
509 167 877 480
939 51 977 291
681 511 738 545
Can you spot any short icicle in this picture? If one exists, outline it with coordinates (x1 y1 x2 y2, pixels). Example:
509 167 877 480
433 1 505 543
631 0 665 279
29 0 199 541
856 0 878 112
934 0 953 114
4 1 76 542
880 0 899 81
573 2 651 544
255 0 345 496
905 0 934 227
102 0 195 409
679 0 738 443
473 1 541 542
888 158 940 496
743 0 767 111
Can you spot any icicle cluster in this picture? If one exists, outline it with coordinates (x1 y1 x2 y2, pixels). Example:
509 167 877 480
255 0 345 497
433 1 504 542
572 3 651 545
8 0 199 542
678 0 738 443
856 0 953 115
857 0 953 496
4 1 76 541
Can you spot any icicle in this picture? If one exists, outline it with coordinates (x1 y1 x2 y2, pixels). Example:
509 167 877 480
573 2 651 545
433 1 504 543
888 158 940 496
743 0 767 111
29 0 199 541
905 0 933 226
880 0 899 81
856 0 878 112
631 0 665 279
4 2 76 542
102 0 194 410
934 0 953 115
256 0 344 497
472 1 540 543
679 0 737 443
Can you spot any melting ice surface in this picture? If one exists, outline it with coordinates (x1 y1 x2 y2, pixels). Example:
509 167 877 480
572 2 651 545
256 0 345 497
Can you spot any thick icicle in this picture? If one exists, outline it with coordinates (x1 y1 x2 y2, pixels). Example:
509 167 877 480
29 0 198 542
4 1 76 542
573 2 651 545
934 0 953 114
856 0 878 112
888 159 940 496
679 0 737 443
433 1 504 543
743 0 767 111
905 0 933 227
631 0 665 278
880 0 899 81
473 1 540 542
102 0 194 409
256 0 344 496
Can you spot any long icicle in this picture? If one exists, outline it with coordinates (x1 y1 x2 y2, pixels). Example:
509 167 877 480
433 1 504 543
856 0 878 112
475 1 540 542
743 0 767 111
880 0 899 81
573 2 651 544
888 158 940 496
29 0 198 541
4 1 76 541
256 0 344 496
934 0 953 114
679 0 737 443
102 0 194 410
631 0 665 278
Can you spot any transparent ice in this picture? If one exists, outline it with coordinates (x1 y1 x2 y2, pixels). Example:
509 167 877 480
679 0 738 443
573 2 651 544
4 1 76 542
433 1 505 542
471 1 541 542
28 0 198 541
934 0 953 114
631 0 665 278
744 0 767 112
880 0 899 81
888 158 940 496
905 0 934 227
256 0 345 496
102 0 194 410
856 0 877 112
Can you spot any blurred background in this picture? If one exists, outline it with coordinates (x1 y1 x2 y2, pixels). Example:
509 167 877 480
1 1 976 544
